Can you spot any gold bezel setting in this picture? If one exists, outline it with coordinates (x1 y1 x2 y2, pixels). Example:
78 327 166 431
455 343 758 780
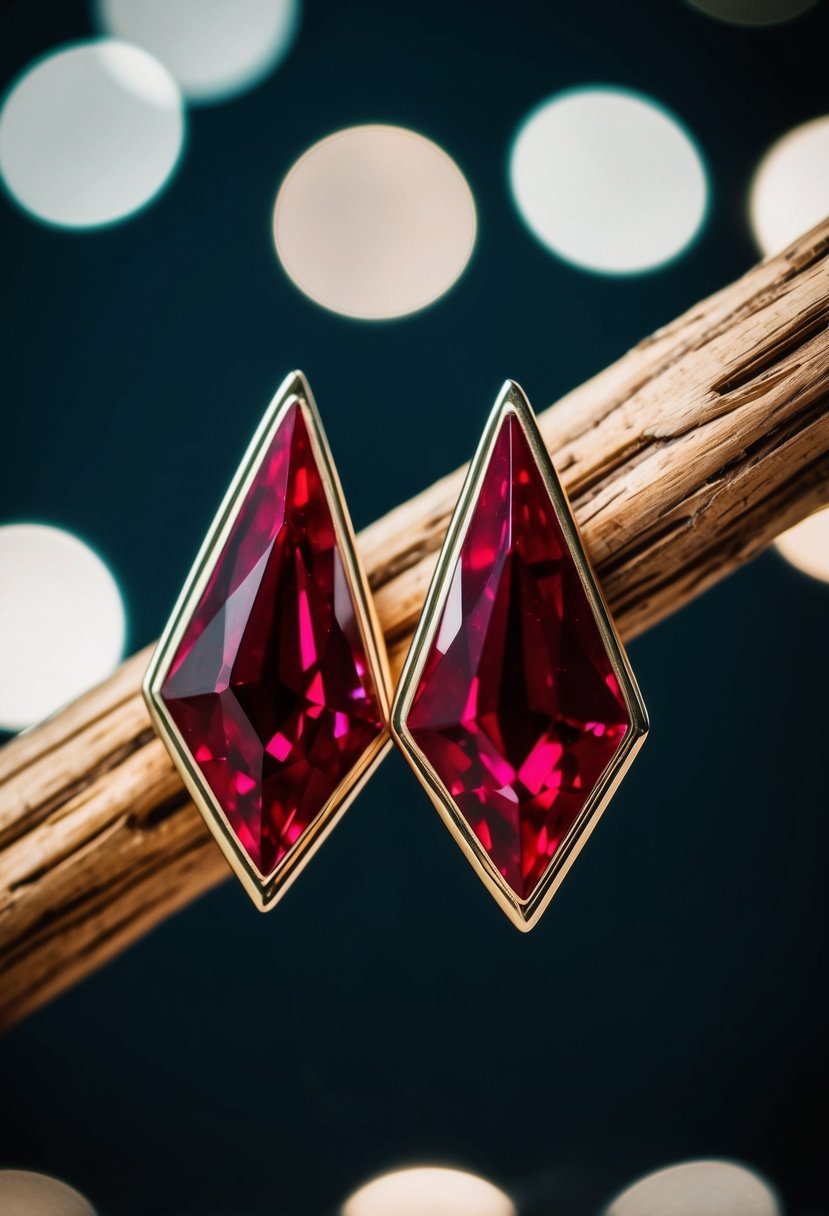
143 371 392 912
391 380 648 932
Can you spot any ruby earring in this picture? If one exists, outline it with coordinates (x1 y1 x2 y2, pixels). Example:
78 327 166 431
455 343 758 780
391 380 648 931
144 372 391 910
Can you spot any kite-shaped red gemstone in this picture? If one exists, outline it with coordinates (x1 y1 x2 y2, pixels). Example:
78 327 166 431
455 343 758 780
395 384 647 925
158 396 384 881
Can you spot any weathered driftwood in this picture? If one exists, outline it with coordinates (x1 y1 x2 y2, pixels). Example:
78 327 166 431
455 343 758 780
1 220 828 1030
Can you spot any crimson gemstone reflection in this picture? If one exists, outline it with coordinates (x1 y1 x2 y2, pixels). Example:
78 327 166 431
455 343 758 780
407 413 630 900
161 402 382 876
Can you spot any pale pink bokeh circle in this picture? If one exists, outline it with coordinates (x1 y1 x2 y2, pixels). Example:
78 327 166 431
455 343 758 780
0 1170 95 1216
273 125 477 320
342 1166 515 1216
775 507 829 583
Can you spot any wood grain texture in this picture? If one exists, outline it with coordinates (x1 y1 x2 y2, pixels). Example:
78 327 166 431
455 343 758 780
1 220 828 1029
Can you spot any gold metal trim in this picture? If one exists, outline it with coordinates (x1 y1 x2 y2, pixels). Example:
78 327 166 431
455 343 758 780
391 380 648 932
143 371 392 912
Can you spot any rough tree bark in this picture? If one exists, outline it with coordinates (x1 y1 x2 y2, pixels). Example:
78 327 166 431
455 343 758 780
1 220 828 1030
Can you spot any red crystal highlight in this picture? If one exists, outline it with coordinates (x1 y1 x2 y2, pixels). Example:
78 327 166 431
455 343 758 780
406 413 629 901
161 402 382 876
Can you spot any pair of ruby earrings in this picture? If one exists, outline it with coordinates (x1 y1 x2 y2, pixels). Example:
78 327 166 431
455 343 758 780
144 372 647 931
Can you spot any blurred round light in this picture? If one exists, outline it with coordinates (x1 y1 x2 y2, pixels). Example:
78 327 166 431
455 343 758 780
510 86 708 275
605 1159 780 1216
273 124 477 320
97 0 300 104
749 115 829 256
0 1170 95 1216
342 1167 515 1216
775 507 829 582
0 524 126 731
0 39 184 229
685 0 818 25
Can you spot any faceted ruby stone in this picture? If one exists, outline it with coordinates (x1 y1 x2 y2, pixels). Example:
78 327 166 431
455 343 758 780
161 402 383 877
406 413 630 901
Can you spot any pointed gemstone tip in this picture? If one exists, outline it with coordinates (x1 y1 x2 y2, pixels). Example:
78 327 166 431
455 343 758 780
281 369 312 404
159 398 383 880
499 379 529 413
405 410 632 903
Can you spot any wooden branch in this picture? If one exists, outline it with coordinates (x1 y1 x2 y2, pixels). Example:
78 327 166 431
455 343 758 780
2 221 828 1029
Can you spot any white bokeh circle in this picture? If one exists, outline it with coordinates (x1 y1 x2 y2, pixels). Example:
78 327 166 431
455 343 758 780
0 1171 95 1216
273 125 477 320
510 86 709 275
342 1166 515 1216
775 507 829 583
0 524 126 731
0 39 184 229
605 1159 780 1216
97 0 300 104
686 0 818 25
749 115 829 256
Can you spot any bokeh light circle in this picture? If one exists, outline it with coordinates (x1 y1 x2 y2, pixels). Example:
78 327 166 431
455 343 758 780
0 524 126 731
0 39 184 229
749 115 829 256
510 86 708 275
97 0 300 104
273 124 477 320
0 1170 95 1216
342 1166 516 1216
775 507 829 583
685 0 818 25
605 1159 781 1216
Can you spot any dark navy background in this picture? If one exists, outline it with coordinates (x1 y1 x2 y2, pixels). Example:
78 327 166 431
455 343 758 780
2 1 828 1213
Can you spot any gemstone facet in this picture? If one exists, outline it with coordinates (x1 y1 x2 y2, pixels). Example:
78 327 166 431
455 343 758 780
399 395 641 912
158 394 384 881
